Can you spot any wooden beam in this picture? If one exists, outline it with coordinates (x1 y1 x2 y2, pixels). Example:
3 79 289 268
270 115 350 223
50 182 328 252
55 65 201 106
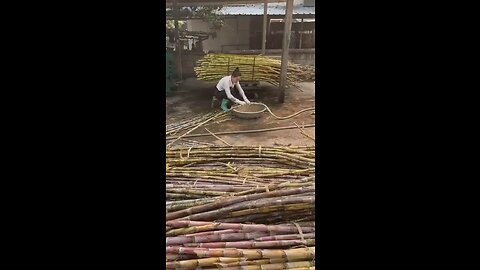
236 17 239 46
278 0 293 103
166 0 287 7
261 0 268 55
299 18 304 49
173 0 183 81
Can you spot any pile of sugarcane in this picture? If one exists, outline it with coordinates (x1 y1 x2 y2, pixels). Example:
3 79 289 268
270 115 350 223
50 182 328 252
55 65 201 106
166 220 315 269
167 111 232 136
166 146 315 269
194 54 315 88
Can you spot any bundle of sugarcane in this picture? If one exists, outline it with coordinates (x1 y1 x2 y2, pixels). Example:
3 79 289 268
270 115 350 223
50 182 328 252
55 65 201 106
166 146 315 188
166 111 232 136
166 146 315 169
166 146 315 223
194 54 316 88
166 220 315 269
166 186 315 224
166 146 315 269
297 65 315 82
165 146 315 219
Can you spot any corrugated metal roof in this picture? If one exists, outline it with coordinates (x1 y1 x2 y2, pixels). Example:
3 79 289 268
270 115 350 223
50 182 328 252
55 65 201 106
220 2 315 15
166 0 288 7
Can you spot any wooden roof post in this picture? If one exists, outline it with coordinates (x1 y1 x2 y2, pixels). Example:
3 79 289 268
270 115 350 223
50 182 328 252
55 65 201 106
173 0 183 81
261 0 268 55
278 0 293 103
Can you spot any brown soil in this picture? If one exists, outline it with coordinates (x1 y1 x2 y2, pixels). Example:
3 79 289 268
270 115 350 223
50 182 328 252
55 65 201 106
166 79 315 147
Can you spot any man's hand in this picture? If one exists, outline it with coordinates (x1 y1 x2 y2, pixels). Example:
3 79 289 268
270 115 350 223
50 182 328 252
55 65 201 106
244 99 251 104
237 100 246 105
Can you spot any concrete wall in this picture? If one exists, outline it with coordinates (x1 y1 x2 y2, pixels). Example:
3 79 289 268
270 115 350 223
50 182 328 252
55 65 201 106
187 17 250 53
289 50 315 66
180 51 206 78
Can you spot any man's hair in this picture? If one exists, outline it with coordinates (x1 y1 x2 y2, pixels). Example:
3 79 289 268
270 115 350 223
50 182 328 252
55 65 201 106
232 67 242 78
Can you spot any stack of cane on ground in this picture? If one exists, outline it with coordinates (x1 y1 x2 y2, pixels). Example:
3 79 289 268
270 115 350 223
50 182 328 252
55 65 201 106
166 146 315 269
194 54 315 89
166 111 233 149
166 111 232 137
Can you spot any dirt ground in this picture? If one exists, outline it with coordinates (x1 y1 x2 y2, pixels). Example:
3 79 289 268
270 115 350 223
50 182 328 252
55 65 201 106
166 78 315 147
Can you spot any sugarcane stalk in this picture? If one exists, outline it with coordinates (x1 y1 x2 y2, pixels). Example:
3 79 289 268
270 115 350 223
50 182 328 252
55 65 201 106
166 253 199 261
207 258 298 267
183 197 314 222
166 246 315 260
166 184 252 192
166 193 207 200
221 203 314 219
182 239 315 249
166 257 242 269
217 210 315 224
166 197 219 212
165 221 315 234
205 127 232 146
167 188 229 197
200 260 315 270
276 222 316 228
167 232 270 246
166 124 315 141
167 111 229 148
254 233 315 241
184 229 241 237
167 223 224 237
167 187 314 221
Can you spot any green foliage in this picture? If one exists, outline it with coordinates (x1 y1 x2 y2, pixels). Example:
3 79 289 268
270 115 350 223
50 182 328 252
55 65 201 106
166 20 187 31
192 6 224 31
166 6 224 32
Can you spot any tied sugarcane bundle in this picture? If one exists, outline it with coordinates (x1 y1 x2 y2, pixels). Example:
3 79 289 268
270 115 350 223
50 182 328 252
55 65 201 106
166 146 315 224
166 146 315 169
166 146 315 269
194 54 316 88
